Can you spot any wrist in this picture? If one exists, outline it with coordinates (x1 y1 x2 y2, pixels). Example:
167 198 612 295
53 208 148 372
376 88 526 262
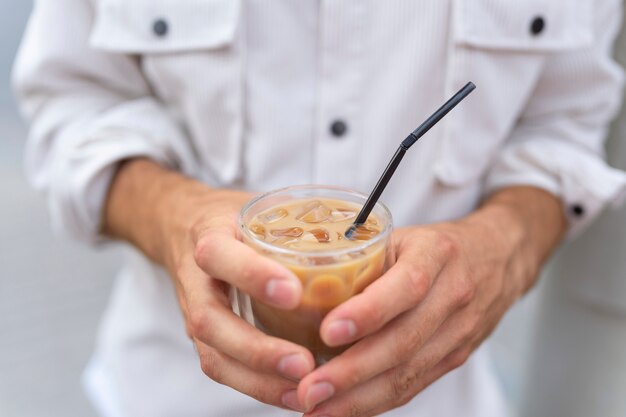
458 202 535 298
466 187 566 293
103 158 204 266
103 158 255 271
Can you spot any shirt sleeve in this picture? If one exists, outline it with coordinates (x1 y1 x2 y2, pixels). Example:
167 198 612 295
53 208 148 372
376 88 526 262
483 0 626 238
12 0 199 244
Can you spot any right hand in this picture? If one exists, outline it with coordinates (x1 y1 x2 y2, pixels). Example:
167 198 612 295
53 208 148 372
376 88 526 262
162 185 316 411
104 160 315 411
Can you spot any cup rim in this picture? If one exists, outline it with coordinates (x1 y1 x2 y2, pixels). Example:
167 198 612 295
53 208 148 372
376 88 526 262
239 184 393 258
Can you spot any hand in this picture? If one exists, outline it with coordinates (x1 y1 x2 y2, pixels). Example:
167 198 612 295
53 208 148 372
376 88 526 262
295 188 566 416
103 160 315 411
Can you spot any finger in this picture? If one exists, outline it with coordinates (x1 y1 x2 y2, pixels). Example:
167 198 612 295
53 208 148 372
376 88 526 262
320 230 453 346
302 311 478 417
298 271 465 411
195 342 306 412
194 224 302 309
364 349 470 417
303 346 469 417
180 255 316 381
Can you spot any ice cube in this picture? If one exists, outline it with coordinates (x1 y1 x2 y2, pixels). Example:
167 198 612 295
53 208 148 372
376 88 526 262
296 200 332 223
301 228 331 243
270 227 304 238
330 208 358 222
272 236 300 248
349 225 380 241
249 223 266 239
258 208 288 224
365 216 378 226
305 274 348 307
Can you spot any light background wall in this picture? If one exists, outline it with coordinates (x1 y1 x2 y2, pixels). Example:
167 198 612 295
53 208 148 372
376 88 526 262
0 2 120 416
0 2 625 417
516 26 626 417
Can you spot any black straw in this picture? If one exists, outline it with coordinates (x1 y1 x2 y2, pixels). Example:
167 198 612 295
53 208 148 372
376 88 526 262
346 82 476 238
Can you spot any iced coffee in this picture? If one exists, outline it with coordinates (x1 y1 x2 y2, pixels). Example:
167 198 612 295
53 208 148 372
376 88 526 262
237 185 392 364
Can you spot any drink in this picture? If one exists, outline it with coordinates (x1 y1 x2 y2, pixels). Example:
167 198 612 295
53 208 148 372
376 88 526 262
237 185 392 364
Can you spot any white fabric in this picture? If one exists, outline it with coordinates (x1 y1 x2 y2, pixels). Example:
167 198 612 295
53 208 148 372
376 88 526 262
12 0 626 416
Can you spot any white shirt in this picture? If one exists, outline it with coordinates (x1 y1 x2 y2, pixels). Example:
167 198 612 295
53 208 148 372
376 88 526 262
13 0 626 416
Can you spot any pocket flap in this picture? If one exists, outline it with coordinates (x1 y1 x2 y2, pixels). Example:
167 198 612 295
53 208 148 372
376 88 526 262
90 0 240 53
455 0 593 52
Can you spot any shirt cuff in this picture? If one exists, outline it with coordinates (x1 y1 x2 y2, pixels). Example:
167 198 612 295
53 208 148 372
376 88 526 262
483 139 626 239
45 98 198 245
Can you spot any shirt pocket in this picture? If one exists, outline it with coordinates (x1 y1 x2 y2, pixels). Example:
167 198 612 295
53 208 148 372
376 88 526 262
434 0 594 187
89 0 245 186
90 0 240 53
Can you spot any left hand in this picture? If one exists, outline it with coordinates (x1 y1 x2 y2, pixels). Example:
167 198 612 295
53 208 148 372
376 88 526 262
296 198 558 416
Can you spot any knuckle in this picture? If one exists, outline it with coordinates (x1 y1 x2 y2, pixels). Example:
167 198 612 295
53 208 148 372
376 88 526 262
435 230 458 259
445 348 471 371
405 268 430 302
461 313 481 341
455 277 476 307
189 311 212 341
189 218 207 244
393 325 423 361
199 350 222 382
388 368 417 405
194 234 218 267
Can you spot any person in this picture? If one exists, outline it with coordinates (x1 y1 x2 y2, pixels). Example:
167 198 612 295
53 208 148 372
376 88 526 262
12 1 626 416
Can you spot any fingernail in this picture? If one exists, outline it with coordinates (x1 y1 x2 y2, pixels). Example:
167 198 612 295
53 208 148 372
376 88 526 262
324 319 357 346
281 389 305 412
277 353 310 380
305 381 335 411
266 278 300 308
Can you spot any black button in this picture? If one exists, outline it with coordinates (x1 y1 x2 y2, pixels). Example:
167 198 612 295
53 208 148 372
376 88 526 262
530 16 545 36
153 19 168 37
571 204 585 217
330 120 348 137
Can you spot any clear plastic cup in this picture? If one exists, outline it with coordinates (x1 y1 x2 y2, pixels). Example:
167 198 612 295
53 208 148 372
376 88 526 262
234 185 393 364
